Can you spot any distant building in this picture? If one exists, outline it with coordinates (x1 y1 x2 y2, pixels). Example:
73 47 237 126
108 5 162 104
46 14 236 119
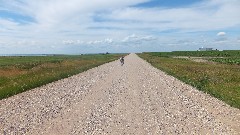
198 47 213 51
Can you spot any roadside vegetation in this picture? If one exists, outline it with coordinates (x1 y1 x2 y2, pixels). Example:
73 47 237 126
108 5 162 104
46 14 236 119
148 50 240 57
138 51 240 109
211 58 240 65
147 50 240 65
0 54 123 100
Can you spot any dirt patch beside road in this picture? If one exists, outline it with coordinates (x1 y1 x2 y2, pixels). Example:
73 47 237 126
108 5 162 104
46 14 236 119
173 56 218 64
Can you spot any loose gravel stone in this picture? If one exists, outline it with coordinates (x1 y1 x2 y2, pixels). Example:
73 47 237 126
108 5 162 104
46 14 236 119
0 53 239 135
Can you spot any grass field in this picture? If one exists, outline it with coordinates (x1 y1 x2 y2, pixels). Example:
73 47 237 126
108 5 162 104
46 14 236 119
148 50 240 57
138 51 240 109
0 54 124 100
147 50 240 65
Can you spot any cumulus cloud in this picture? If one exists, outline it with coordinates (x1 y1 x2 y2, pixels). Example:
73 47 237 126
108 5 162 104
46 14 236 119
62 40 77 45
122 34 156 43
217 32 226 36
86 38 114 45
62 34 156 46
215 32 228 43
63 38 113 45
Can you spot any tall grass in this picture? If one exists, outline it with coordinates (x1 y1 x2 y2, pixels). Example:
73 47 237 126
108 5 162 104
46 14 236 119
0 54 124 100
138 53 240 109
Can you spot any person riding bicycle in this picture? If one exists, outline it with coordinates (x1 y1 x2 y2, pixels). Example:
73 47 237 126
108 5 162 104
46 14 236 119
120 56 124 66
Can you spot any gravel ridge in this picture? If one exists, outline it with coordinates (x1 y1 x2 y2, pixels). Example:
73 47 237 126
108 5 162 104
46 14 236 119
0 53 239 134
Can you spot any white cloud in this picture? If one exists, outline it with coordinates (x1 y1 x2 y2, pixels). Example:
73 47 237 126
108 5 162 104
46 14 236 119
122 34 156 43
215 32 228 43
0 0 240 53
2 0 149 26
101 0 240 32
2 0 239 35
62 34 155 47
63 40 76 45
104 38 113 44
217 32 226 36
122 34 137 42
63 38 113 45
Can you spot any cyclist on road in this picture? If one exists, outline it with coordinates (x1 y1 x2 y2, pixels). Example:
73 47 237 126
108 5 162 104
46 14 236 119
120 56 124 66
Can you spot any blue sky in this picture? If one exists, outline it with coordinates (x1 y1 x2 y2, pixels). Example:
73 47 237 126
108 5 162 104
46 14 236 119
134 0 202 8
0 0 240 54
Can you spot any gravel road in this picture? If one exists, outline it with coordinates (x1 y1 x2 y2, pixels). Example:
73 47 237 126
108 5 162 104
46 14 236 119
0 53 239 135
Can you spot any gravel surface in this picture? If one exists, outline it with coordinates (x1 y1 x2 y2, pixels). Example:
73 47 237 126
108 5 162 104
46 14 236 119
0 53 239 135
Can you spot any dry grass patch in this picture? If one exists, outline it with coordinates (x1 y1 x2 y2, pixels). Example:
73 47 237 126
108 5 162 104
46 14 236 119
0 68 26 77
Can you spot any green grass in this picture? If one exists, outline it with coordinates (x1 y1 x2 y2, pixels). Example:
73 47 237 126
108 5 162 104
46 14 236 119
138 52 240 109
147 50 240 57
147 50 240 65
211 58 240 65
0 54 124 100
